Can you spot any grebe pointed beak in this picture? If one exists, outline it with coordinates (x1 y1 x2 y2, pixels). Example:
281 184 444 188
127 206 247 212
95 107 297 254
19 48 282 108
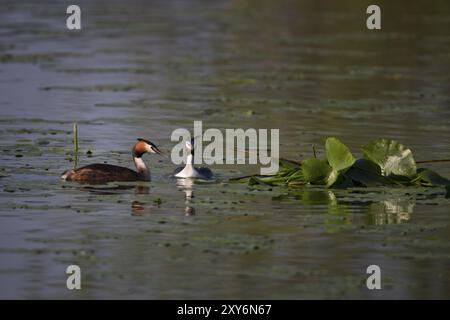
150 144 168 158
156 149 168 158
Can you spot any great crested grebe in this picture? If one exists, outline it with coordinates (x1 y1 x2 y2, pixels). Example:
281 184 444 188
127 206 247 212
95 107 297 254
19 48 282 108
173 138 213 179
61 138 164 183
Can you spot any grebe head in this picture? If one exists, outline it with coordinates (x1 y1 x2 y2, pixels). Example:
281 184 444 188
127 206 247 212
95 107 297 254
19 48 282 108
133 138 164 157
185 137 195 155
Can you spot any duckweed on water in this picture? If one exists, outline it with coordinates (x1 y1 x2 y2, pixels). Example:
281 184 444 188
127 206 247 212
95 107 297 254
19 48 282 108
153 198 163 206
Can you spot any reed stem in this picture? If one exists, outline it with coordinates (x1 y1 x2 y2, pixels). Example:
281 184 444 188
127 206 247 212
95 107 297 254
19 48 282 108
416 159 450 164
73 122 78 169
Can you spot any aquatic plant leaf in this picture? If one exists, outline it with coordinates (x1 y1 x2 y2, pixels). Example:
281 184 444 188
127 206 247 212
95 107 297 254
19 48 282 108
325 137 355 172
231 137 447 192
326 169 339 187
285 170 306 187
388 174 415 186
249 175 293 186
329 173 354 189
346 158 394 187
362 139 417 177
287 180 307 188
416 168 450 186
352 158 382 175
277 162 301 177
248 176 267 186
301 158 332 185
279 158 301 170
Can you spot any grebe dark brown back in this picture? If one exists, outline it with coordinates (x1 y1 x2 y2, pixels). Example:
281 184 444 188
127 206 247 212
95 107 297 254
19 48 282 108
61 138 164 184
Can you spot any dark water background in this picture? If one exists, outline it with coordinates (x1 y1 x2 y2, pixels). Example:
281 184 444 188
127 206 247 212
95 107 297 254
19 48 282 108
0 0 449 298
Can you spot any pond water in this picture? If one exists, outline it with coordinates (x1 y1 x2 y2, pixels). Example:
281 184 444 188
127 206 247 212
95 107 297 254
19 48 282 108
0 0 450 299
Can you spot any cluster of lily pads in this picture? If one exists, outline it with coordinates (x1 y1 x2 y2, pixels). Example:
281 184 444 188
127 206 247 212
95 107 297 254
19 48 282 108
237 137 450 190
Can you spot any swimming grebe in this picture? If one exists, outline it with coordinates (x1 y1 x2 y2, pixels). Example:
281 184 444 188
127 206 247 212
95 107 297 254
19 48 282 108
61 138 164 183
173 138 213 179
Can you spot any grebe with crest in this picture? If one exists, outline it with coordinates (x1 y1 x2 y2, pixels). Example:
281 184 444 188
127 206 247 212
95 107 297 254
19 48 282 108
173 138 213 179
61 138 164 183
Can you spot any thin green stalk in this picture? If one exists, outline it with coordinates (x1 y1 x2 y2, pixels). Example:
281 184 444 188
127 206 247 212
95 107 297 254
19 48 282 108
73 122 78 169
416 159 450 164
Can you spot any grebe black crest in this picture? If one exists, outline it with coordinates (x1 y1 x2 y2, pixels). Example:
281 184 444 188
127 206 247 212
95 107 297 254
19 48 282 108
61 138 164 184
173 137 213 179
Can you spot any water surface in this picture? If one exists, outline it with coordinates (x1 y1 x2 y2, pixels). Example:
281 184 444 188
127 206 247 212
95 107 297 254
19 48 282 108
1 0 450 299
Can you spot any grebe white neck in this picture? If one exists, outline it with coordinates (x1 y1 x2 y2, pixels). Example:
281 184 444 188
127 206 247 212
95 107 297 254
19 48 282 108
186 153 193 165
133 156 150 178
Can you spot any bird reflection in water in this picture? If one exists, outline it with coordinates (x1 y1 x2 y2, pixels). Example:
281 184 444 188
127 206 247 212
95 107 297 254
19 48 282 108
81 184 138 195
131 200 152 216
77 183 152 216
131 184 151 216
80 181 196 216
176 178 196 216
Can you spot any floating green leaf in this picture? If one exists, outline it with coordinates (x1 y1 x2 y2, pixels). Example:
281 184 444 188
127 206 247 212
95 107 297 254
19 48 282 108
301 158 332 185
277 158 301 177
415 168 450 186
329 173 354 189
362 139 417 177
235 137 448 192
346 159 394 187
326 169 339 187
325 137 355 172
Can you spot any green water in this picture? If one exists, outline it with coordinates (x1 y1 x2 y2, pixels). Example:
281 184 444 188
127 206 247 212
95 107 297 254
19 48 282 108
0 0 450 299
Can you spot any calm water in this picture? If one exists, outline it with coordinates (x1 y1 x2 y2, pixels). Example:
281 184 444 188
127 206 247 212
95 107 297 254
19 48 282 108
1 0 450 299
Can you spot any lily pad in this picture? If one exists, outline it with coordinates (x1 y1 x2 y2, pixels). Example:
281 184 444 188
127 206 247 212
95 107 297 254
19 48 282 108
346 159 394 187
416 168 450 186
329 173 354 189
362 139 417 177
326 169 339 187
325 137 355 172
302 158 332 185
239 137 447 192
